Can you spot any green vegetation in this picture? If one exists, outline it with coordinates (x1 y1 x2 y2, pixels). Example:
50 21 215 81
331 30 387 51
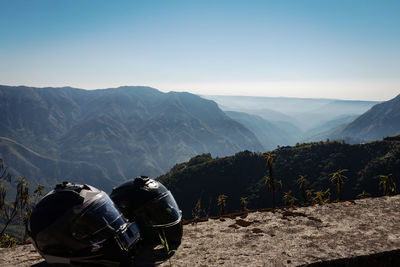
306 189 314 204
160 137 400 219
263 152 282 208
159 230 176 267
378 174 397 196
0 85 262 192
217 194 228 215
357 190 371 199
312 189 331 205
0 158 44 247
0 233 16 248
330 169 348 201
283 190 296 206
0 163 29 238
240 197 248 211
192 198 202 219
297 175 309 205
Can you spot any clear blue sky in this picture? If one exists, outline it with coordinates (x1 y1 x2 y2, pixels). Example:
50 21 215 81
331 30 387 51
0 0 399 100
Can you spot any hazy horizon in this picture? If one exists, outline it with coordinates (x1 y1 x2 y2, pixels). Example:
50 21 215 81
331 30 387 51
0 83 394 102
1 0 399 101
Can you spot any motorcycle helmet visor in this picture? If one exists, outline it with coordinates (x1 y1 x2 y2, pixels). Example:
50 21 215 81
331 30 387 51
71 194 126 243
135 191 182 228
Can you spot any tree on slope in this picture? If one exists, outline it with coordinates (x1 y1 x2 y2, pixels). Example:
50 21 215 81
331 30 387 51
297 175 308 205
330 169 348 201
0 158 44 246
264 152 282 208
0 159 31 248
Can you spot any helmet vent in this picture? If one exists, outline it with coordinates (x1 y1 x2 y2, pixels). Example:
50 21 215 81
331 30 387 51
134 177 149 186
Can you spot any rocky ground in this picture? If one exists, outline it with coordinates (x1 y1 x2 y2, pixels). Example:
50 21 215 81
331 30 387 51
1 195 400 266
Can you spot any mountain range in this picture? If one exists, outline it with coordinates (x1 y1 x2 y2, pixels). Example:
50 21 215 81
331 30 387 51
1 84 399 193
0 85 262 190
203 95 381 148
330 94 400 142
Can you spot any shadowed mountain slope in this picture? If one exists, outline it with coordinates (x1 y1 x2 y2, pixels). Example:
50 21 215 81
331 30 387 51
225 111 297 150
0 85 262 189
332 94 400 142
0 137 117 191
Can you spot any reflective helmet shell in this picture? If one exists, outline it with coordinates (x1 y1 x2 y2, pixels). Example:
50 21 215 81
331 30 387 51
110 177 183 247
28 182 140 266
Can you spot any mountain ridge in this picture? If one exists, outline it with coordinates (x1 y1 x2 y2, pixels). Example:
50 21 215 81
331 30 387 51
333 93 400 141
0 85 262 189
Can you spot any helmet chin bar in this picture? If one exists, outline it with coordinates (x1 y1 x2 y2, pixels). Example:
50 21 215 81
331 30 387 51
42 255 70 265
115 222 141 251
151 211 182 228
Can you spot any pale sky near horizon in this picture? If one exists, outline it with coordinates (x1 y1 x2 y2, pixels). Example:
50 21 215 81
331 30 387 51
0 0 399 101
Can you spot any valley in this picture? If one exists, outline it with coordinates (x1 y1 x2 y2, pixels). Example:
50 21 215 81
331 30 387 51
0 85 399 210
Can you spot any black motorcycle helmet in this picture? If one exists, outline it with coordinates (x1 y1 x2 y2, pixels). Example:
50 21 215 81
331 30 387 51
110 177 183 248
28 182 141 266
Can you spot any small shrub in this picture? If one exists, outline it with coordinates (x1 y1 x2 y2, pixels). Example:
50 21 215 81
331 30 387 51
306 189 314 204
192 198 202 219
312 189 331 205
159 230 176 267
297 175 308 205
378 174 397 196
0 233 17 248
283 190 296 206
357 190 371 199
217 194 228 215
240 197 248 211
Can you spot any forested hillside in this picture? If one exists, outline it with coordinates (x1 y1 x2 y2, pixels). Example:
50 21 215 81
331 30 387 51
159 136 400 219
0 85 262 190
